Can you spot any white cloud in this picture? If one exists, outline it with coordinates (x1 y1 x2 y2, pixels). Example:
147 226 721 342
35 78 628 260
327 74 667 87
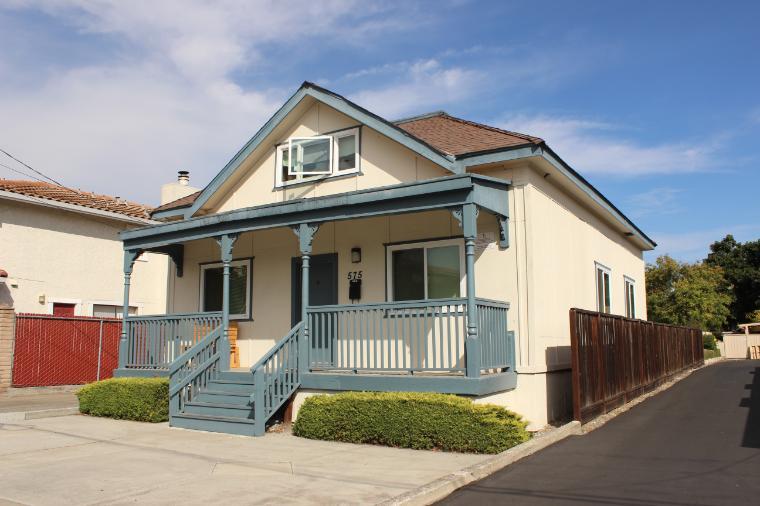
0 1 420 204
499 115 721 176
349 59 484 119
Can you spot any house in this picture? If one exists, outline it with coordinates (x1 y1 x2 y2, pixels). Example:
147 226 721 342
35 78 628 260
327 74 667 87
0 180 168 317
114 82 655 434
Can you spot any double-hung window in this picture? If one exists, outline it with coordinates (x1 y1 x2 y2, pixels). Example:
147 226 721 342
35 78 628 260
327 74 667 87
387 239 465 301
595 262 611 313
200 259 252 320
624 277 636 318
275 128 359 186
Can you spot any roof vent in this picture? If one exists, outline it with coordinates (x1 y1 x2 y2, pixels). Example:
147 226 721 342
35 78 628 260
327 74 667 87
178 170 190 186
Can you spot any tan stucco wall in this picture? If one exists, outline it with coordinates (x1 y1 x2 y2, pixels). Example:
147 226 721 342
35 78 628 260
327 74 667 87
0 199 168 316
210 102 449 214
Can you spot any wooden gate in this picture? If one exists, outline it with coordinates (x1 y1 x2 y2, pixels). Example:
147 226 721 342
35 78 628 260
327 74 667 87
569 309 703 424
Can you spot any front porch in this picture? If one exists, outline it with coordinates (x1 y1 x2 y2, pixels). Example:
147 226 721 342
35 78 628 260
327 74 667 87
115 175 517 435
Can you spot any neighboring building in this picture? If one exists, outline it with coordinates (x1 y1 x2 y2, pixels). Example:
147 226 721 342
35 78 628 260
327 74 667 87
116 82 655 433
0 180 168 317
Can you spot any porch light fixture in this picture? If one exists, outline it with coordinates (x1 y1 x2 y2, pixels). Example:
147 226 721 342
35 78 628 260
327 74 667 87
351 247 362 263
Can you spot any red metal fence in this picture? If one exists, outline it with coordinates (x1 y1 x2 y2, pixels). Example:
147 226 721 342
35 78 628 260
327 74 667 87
12 314 121 387
570 309 704 424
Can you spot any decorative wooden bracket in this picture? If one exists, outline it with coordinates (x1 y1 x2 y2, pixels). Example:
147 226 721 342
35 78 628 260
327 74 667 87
153 244 185 277
123 249 143 275
497 215 509 249
216 233 239 263
450 204 478 238
291 223 320 255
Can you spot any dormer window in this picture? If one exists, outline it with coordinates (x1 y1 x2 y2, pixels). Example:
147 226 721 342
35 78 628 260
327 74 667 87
275 127 359 187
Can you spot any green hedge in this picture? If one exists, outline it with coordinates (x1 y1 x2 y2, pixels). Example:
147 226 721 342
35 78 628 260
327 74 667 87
77 377 169 422
293 392 530 454
704 348 721 360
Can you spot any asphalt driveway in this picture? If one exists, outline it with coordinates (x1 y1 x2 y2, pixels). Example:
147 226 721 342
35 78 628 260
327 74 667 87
441 360 760 505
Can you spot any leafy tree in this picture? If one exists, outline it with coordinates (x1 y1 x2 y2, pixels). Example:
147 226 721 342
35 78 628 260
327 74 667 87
646 255 732 331
705 235 760 326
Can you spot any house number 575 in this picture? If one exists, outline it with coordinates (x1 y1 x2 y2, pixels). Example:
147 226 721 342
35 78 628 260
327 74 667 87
347 271 363 281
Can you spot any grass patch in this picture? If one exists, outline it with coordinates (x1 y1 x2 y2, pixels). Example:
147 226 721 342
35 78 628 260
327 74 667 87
704 348 721 360
77 377 169 422
293 391 530 454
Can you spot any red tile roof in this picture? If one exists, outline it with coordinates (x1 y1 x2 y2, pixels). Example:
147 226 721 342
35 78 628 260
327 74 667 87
0 179 152 220
395 112 543 156
151 112 543 215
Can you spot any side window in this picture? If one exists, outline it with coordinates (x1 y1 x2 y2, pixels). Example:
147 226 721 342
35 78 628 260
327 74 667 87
595 263 611 313
388 240 464 301
624 277 636 318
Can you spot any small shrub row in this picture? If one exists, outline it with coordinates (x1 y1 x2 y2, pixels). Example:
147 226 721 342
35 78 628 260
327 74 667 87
293 391 530 454
77 377 169 422
704 348 721 360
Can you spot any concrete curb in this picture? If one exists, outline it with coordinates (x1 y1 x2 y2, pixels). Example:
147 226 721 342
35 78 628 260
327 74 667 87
0 407 79 423
379 420 582 506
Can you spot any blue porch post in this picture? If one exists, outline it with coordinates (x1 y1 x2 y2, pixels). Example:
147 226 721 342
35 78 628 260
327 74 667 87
458 204 481 378
293 223 319 373
118 249 142 370
217 233 238 370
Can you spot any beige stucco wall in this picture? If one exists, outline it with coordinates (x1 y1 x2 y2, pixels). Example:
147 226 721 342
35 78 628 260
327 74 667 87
0 199 168 316
210 102 449 214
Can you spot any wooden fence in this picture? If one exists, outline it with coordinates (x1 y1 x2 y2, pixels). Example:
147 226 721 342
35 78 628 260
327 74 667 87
569 309 704 424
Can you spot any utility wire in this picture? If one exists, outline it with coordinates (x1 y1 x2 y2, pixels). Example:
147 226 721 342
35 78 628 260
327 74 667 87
0 147 64 186
0 161 48 184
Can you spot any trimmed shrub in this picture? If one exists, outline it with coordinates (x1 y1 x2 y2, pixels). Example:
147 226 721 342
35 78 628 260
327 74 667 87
704 348 721 360
292 391 530 454
703 333 717 351
77 377 169 422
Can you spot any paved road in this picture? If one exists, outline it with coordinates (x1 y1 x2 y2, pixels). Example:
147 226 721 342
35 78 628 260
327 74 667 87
441 360 760 506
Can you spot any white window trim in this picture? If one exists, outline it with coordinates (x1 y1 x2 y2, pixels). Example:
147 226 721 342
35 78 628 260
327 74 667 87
275 128 360 188
386 238 466 301
87 300 141 318
288 135 333 176
199 259 252 320
624 276 636 318
595 262 612 314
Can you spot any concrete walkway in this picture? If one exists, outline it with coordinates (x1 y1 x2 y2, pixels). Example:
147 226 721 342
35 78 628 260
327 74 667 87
0 388 79 414
440 360 760 505
0 414 487 505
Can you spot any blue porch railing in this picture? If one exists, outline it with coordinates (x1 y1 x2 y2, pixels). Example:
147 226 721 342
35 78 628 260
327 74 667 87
122 312 223 371
251 321 302 435
306 297 512 374
168 325 223 417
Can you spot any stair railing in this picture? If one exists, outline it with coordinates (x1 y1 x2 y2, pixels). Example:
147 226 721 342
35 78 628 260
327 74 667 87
168 324 224 418
250 321 303 436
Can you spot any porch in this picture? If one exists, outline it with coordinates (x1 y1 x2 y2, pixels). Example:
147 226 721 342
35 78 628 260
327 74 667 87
114 174 517 435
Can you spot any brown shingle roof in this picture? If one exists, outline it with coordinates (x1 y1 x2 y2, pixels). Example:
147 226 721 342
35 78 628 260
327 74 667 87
152 190 202 214
395 112 543 156
0 179 152 220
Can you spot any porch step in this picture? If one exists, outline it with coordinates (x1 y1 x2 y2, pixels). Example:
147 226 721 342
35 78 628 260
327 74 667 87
194 390 253 406
216 371 255 383
171 412 257 436
206 379 257 395
183 401 254 419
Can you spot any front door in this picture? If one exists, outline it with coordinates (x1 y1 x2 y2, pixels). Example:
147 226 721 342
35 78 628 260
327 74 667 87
291 253 338 326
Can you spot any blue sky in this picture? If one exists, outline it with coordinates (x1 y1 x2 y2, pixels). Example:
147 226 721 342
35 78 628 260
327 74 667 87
0 1 758 262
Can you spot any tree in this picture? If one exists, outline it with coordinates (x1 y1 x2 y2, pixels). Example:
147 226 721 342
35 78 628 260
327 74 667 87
646 255 732 331
705 235 760 326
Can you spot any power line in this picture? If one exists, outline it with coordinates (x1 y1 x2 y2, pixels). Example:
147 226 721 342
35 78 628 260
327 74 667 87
0 161 48 183
0 147 64 186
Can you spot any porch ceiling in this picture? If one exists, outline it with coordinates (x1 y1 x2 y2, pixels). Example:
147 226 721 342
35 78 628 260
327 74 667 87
120 174 510 251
